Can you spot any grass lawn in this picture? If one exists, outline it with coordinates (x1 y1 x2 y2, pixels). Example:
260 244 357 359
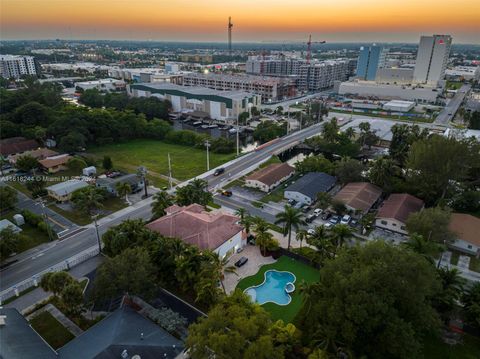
449 250 480 273
30 311 74 349
423 333 480 359
48 196 127 226
236 256 320 323
446 81 464 91
88 139 236 181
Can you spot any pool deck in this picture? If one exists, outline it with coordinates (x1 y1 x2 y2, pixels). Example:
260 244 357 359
223 245 276 294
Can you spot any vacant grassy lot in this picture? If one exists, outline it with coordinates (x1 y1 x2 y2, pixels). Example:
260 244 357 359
423 333 480 359
236 256 320 323
88 139 236 181
30 311 74 349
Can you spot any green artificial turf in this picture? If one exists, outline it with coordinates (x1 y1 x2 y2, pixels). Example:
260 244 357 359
236 256 320 322
30 311 74 349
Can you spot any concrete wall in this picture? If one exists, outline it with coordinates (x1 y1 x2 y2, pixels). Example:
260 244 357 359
215 231 243 259
284 190 312 205
449 238 480 256
375 218 408 235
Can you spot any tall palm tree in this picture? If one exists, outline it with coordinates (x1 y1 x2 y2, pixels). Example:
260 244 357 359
275 205 305 250
307 225 336 265
435 267 465 317
71 186 104 215
403 233 441 264
296 229 309 248
252 216 274 255
235 208 247 222
151 190 174 219
206 252 238 293
368 157 399 192
330 224 353 248
115 182 132 204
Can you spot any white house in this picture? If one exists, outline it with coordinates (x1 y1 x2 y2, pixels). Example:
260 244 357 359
245 163 295 193
284 172 336 205
375 193 424 235
46 179 89 202
448 213 480 256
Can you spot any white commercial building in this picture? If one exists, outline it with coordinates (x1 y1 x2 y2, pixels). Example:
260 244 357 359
445 66 480 81
74 78 126 92
413 35 452 86
383 100 415 112
0 55 37 79
128 82 261 123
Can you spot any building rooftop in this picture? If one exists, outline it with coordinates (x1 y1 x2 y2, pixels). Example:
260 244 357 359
96 173 140 187
449 213 480 247
39 154 71 169
9 148 59 164
46 179 89 196
146 204 243 251
246 163 295 187
0 137 39 157
376 193 424 223
285 172 336 200
0 218 22 233
333 182 382 213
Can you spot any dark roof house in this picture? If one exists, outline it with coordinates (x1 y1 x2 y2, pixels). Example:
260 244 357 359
285 172 336 200
333 182 382 213
376 193 424 223
0 137 39 157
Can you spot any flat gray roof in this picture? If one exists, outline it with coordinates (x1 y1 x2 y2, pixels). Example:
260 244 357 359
46 179 89 196
285 172 336 200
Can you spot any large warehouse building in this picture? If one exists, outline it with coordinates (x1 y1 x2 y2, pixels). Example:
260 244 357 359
128 83 261 123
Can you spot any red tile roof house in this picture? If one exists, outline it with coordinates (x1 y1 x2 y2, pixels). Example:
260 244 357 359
147 204 245 259
38 154 72 174
333 182 382 215
375 193 424 235
448 213 480 256
0 137 39 157
245 163 295 192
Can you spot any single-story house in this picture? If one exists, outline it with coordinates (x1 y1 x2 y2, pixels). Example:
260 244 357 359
0 137 39 157
375 193 424 235
245 163 295 192
333 182 382 214
0 219 22 233
284 172 336 205
448 213 480 256
0 306 184 359
38 154 72 174
96 173 143 196
8 148 58 165
147 203 244 258
46 179 89 202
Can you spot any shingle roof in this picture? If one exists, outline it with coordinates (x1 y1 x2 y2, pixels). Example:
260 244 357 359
333 182 382 212
46 179 89 196
449 213 480 247
39 154 71 169
9 148 59 164
96 173 140 187
147 204 243 251
376 193 424 223
0 137 39 156
246 163 295 186
0 308 57 359
285 172 336 200
57 306 184 359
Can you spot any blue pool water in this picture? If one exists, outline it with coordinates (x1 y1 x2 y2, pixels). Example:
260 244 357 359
244 270 296 306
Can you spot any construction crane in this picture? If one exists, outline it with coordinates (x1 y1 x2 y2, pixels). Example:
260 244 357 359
305 34 326 64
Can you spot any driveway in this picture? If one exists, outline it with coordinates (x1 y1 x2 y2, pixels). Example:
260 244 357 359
223 245 275 294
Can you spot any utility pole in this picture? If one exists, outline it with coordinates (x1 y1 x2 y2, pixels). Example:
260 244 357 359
137 166 148 198
236 115 240 156
205 140 211 171
36 198 54 242
167 153 173 189
92 214 102 254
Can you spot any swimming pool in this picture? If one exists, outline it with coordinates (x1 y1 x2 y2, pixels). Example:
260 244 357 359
244 270 296 306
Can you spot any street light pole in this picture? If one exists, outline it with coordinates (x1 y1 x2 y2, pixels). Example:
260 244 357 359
92 214 102 254
167 153 173 189
36 198 54 242
236 116 240 156
205 140 210 171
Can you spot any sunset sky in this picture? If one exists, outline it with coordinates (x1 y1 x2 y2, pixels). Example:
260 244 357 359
1 0 479 43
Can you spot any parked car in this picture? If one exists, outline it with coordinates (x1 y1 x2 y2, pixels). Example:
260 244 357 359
221 190 233 197
307 228 315 235
302 205 311 213
340 215 351 225
329 215 341 225
235 257 248 267
213 167 225 176
322 212 332 220
236 247 244 254
306 214 316 223
313 208 323 216
350 219 358 227
294 202 304 209
288 199 297 206
324 222 334 229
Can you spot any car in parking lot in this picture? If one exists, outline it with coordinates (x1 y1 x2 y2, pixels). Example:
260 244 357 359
329 215 341 224
235 257 248 267
313 208 323 216
305 214 316 223
307 228 315 235
324 222 334 229
322 212 332 220
349 219 358 227
288 199 297 206
340 215 351 225
294 201 304 209
302 205 311 213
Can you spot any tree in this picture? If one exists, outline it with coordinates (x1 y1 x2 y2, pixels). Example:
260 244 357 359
334 157 364 184
368 156 400 192
151 191 174 219
402 233 442 264
15 155 39 173
357 122 379 149
0 227 21 261
315 192 332 210
433 267 465 319
59 132 86 153
185 291 285 359
67 157 87 173
330 224 353 248
275 205 305 250
102 156 113 171
331 200 347 215
70 186 105 215
462 283 480 328
305 226 335 265
406 207 453 244
40 271 74 297
253 120 286 144
0 186 17 211
253 217 277 255
25 177 47 198
389 124 429 165
94 247 156 300
61 282 85 316
102 219 155 257
175 178 212 207
298 241 441 359
406 135 477 202
115 181 131 203
79 88 104 108
238 111 250 125
295 155 334 175
296 229 308 248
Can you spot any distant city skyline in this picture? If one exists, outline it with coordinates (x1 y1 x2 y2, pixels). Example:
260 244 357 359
1 0 479 44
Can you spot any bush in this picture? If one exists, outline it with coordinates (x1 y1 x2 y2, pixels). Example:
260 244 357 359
21 209 42 226
37 220 51 234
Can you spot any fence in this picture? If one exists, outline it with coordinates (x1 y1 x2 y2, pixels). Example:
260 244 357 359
0 245 100 304
273 247 321 269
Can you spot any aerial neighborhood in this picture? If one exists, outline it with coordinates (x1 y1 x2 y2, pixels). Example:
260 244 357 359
1 9 480 359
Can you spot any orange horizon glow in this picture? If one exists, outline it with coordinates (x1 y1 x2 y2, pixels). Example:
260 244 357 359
1 0 479 43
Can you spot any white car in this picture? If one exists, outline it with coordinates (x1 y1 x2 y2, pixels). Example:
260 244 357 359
324 222 334 229
340 215 351 225
313 208 323 216
307 228 315 235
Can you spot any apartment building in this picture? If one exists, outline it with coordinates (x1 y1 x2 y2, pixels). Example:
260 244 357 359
413 35 452 86
182 73 296 103
0 55 37 79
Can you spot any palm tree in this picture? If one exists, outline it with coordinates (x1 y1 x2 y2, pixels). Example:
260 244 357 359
252 217 274 255
235 208 252 234
275 205 305 250
435 267 465 317
296 229 309 248
307 226 336 264
115 182 131 204
71 186 104 215
403 233 441 264
208 252 238 293
368 157 399 192
151 191 173 219
316 192 332 210
235 208 247 221
330 224 353 248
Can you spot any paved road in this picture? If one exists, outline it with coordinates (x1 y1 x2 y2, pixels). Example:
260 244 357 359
0 123 325 292
434 84 471 126
261 90 332 110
